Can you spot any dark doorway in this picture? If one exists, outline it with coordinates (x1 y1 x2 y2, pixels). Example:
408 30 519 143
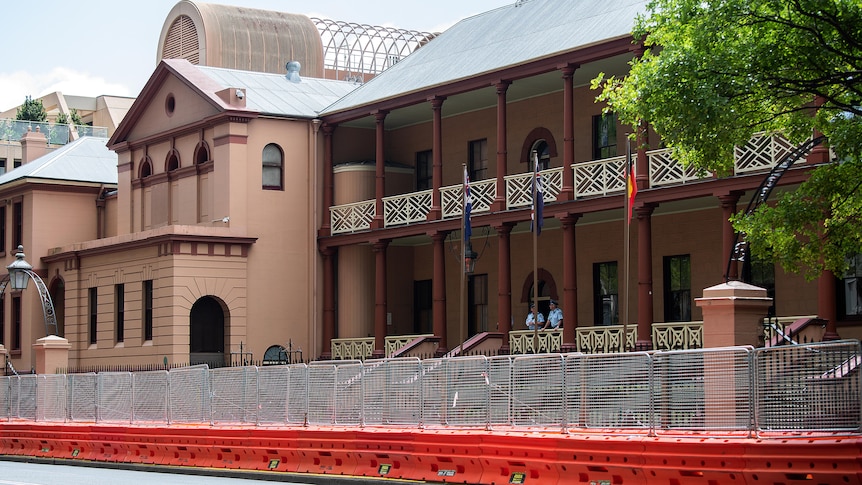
190 296 226 366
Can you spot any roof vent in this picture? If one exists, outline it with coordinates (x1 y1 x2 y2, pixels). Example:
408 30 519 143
286 61 302 83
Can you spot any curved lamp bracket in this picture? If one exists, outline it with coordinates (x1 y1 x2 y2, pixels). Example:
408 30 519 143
0 269 59 337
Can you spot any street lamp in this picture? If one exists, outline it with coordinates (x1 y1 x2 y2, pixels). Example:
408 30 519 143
464 242 478 275
1 245 58 336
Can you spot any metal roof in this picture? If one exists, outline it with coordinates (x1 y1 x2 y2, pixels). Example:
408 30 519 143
321 0 648 114
195 65 360 118
0 136 117 186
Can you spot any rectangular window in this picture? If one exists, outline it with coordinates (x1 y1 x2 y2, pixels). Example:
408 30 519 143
593 112 618 160
840 254 862 319
468 139 488 181
747 258 776 316
413 279 433 334
0 158 6 176
143 280 153 341
11 295 21 351
12 201 22 249
663 254 692 322
89 287 98 345
0 205 6 254
415 150 432 190
115 284 124 343
593 261 619 325
13 159 21 169
468 274 489 335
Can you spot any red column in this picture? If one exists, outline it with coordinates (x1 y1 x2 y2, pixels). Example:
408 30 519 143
432 231 449 356
635 204 656 351
560 213 581 353
495 222 514 354
320 124 335 237
559 64 577 201
372 239 390 358
718 192 742 281
372 111 388 229
428 97 445 220
492 81 511 212
320 247 336 360
819 270 840 340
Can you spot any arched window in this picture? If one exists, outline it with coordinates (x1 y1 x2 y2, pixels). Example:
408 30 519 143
531 139 551 170
262 143 284 190
139 158 153 178
195 143 210 164
167 151 180 172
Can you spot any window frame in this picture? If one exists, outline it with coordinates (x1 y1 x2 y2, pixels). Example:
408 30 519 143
592 112 618 160
415 150 433 191
468 139 488 181
593 261 619 326
663 254 692 322
262 143 284 190
89 287 98 345
115 283 125 344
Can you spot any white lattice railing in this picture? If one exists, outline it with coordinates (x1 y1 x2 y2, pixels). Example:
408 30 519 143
330 200 375 234
575 325 637 353
383 190 432 227
735 133 805 174
573 155 626 197
440 178 495 219
331 337 374 360
651 321 703 350
648 148 705 187
508 329 563 354
504 167 562 209
384 334 433 356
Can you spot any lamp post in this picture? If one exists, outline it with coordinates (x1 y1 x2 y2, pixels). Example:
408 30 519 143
1 245 58 336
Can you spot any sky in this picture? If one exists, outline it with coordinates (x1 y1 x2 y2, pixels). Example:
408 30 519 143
0 0 514 112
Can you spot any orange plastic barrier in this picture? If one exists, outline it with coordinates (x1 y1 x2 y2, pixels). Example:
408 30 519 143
640 435 746 484
294 428 359 477
351 428 416 480
741 436 862 484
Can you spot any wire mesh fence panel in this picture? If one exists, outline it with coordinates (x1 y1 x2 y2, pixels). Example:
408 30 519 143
133 370 168 424
755 339 862 433
97 372 133 423
307 363 338 425
15 375 37 420
258 365 290 425
361 360 386 425
487 355 513 428
381 358 423 426
580 352 651 431
510 354 565 429
443 356 490 428
0 376 9 420
36 374 66 422
286 364 308 425
211 366 259 425
334 362 363 425
652 346 753 434
67 373 96 422
419 358 447 427
563 353 584 429
169 365 210 424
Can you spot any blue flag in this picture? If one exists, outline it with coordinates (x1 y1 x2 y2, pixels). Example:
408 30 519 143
531 156 543 235
464 166 472 241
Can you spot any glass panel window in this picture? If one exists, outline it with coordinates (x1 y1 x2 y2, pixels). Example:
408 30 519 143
532 140 550 170
593 112 617 160
664 255 692 322
262 143 283 190
468 274 489 335
89 287 98 345
840 255 862 318
468 139 488 181
143 280 153 341
416 150 432 190
0 158 6 176
115 284 124 343
593 261 619 325
13 159 21 169
11 295 20 351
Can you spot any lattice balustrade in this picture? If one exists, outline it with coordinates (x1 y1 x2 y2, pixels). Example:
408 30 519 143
330 200 375 234
441 178 495 219
508 329 563 354
504 167 561 209
652 322 703 350
648 148 706 187
576 325 637 354
735 133 805 174
383 190 432 227
385 334 433 356
331 337 375 360
574 156 626 197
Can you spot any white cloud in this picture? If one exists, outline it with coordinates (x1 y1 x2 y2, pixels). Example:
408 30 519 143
0 67 132 113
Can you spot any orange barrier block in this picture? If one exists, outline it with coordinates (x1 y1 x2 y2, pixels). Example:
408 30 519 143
294 428 359 477
351 429 417 480
742 436 862 485
640 435 746 484
477 431 561 485
408 429 485 484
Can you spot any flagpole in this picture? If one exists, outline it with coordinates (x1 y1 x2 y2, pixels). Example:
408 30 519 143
460 163 467 356
532 151 539 353
622 138 632 352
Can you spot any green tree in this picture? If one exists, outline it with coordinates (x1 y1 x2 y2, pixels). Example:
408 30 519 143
15 96 47 122
593 0 862 278
55 109 83 126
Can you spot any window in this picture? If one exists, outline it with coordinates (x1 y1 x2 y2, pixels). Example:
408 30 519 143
468 139 488 181
532 140 550 170
840 254 862 319
262 143 283 190
413 279 432 334
89 287 98 345
0 158 5 175
0 297 4 346
593 112 617 160
416 150 432 191
143 280 153 341
13 159 21 169
115 284 124 343
468 274 489 335
11 295 20 351
664 255 692 322
12 201 22 249
0 205 6 254
593 262 619 325
167 153 179 172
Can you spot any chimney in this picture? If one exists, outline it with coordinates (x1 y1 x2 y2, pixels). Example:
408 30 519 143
20 126 47 164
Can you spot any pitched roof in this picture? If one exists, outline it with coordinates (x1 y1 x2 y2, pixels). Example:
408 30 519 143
0 136 117 186
321 0 648 114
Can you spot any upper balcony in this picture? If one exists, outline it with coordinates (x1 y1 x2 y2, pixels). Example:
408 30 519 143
0 118 109 146
330 133 812 235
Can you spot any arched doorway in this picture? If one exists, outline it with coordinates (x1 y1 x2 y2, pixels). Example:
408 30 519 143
49 277 65 337
519 269 559 330
189 296 226 367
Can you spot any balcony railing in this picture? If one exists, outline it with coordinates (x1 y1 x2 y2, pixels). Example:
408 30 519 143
0 118 108 145
331 334 436 360
329 134 808 235
510 321 705 354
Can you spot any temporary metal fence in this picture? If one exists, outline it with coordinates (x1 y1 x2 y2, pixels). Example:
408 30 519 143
0 340 859 436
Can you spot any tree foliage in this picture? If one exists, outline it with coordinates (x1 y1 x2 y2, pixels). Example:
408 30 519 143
15 96 47 122
593 0 862 278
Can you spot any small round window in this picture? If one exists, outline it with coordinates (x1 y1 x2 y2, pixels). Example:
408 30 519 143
165 94 176 116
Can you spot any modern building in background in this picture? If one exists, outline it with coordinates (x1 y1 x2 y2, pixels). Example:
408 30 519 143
0 0 852 373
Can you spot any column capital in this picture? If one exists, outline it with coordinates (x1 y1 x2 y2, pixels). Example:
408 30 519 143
491 221 515 235
635 202 658 219
428 95 447 108
559 63 580 77
373 110 389 122
558 212 582 228
717 191 744 207
494 80 512 93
